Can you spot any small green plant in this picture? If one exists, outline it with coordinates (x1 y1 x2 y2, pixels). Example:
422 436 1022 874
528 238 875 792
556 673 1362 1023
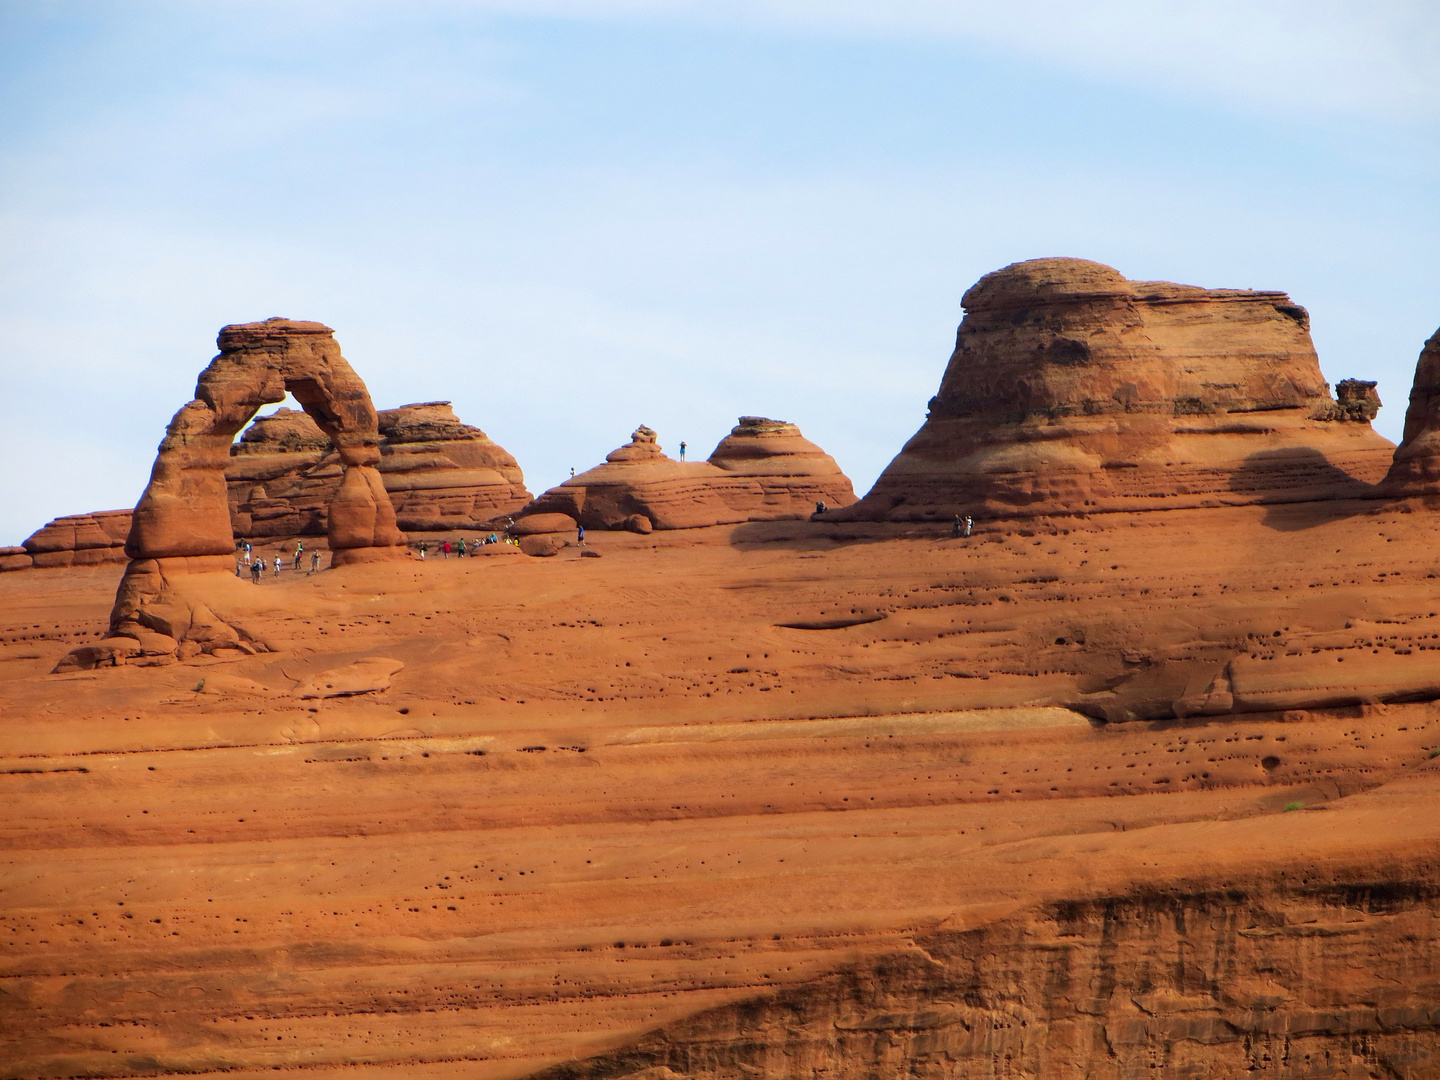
1429 747 1440 759
1283 801 1305 812
194 679 205 693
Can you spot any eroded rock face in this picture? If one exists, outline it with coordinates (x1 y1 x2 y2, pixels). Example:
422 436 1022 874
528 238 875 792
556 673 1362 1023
708 416 856 516
835 258 1394 522
522 419 855 530
227 402 530 537
18 511 132 569
1383 329 1440 492
541 885 1440 1080
375 402 531 530
72 318 405 669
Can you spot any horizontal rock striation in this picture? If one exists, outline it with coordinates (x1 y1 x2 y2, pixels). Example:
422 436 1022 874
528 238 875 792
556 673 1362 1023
521 419 855 531
834 258 1395 522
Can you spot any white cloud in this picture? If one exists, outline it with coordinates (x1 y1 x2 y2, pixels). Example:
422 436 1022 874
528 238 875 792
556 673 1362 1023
433 0 1440 121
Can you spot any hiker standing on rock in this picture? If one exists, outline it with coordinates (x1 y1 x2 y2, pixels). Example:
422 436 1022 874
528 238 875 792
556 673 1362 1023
293 541 303 570
243 541 252 566
310 549 321 573
419 540 427 561
679 440 687 461
577 523 586 545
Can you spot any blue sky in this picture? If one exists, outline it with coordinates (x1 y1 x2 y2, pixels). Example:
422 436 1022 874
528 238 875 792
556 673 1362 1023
1 1 1437 544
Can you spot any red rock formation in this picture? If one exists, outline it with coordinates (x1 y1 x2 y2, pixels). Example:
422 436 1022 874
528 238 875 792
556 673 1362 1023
228 402 529 537
522 419 855 530
226 408 335 539
1383 328 1440 492
707 416 856 515
16 511 132 570
834 258 1394 522
68 318 405 669
374 402 530 530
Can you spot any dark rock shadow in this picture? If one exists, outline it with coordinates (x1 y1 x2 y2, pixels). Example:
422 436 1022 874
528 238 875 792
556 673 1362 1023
1228 448 1385 531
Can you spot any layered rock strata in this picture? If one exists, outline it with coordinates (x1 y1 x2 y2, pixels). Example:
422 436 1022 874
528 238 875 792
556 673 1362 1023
227 402 530 536
9 511 133 571
834 258 1395 522
1383 328 1440 492
521 419 855 531
373 401 530 530
68 318 405 669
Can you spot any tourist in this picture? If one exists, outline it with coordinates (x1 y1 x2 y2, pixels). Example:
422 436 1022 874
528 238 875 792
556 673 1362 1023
442 540 451 559
577 523 585 545
815 500 827 515
419 540 427 561
250 560 261 584
679 440 687 461
235 559 243 578
964 515 973 538
293 541 303 570
458 538 467 558
570 467 575 477
273 554 281 575
952 514 963 538
243 541 252 566
310 549 321 573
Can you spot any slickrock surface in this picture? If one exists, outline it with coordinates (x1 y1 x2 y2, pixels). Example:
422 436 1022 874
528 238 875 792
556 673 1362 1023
1384 328 1440 493
836 258 1396 522
8 499 1440 1077
523 420 854 531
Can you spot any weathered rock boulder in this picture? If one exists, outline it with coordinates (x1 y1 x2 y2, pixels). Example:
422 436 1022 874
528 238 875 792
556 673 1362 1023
520 420 855 531
833 258 1395 522
1383 328 1440 492
68 318 405 669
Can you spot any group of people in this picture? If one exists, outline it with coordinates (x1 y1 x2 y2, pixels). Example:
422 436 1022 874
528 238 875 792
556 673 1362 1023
417 533 517 560
237 540 321 581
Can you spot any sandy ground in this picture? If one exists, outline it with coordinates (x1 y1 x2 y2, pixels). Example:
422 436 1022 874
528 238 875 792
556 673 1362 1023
4 502 1440 1077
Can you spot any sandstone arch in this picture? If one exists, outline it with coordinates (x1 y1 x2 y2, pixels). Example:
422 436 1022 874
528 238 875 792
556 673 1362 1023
73 319 404 668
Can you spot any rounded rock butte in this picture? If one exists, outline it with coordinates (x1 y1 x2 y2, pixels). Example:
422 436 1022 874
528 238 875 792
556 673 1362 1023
831 257 1396 522
63 318 406 669
520 417 855 531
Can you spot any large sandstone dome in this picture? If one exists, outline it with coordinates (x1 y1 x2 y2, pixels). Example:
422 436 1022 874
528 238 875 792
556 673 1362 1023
836 257 1394 521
